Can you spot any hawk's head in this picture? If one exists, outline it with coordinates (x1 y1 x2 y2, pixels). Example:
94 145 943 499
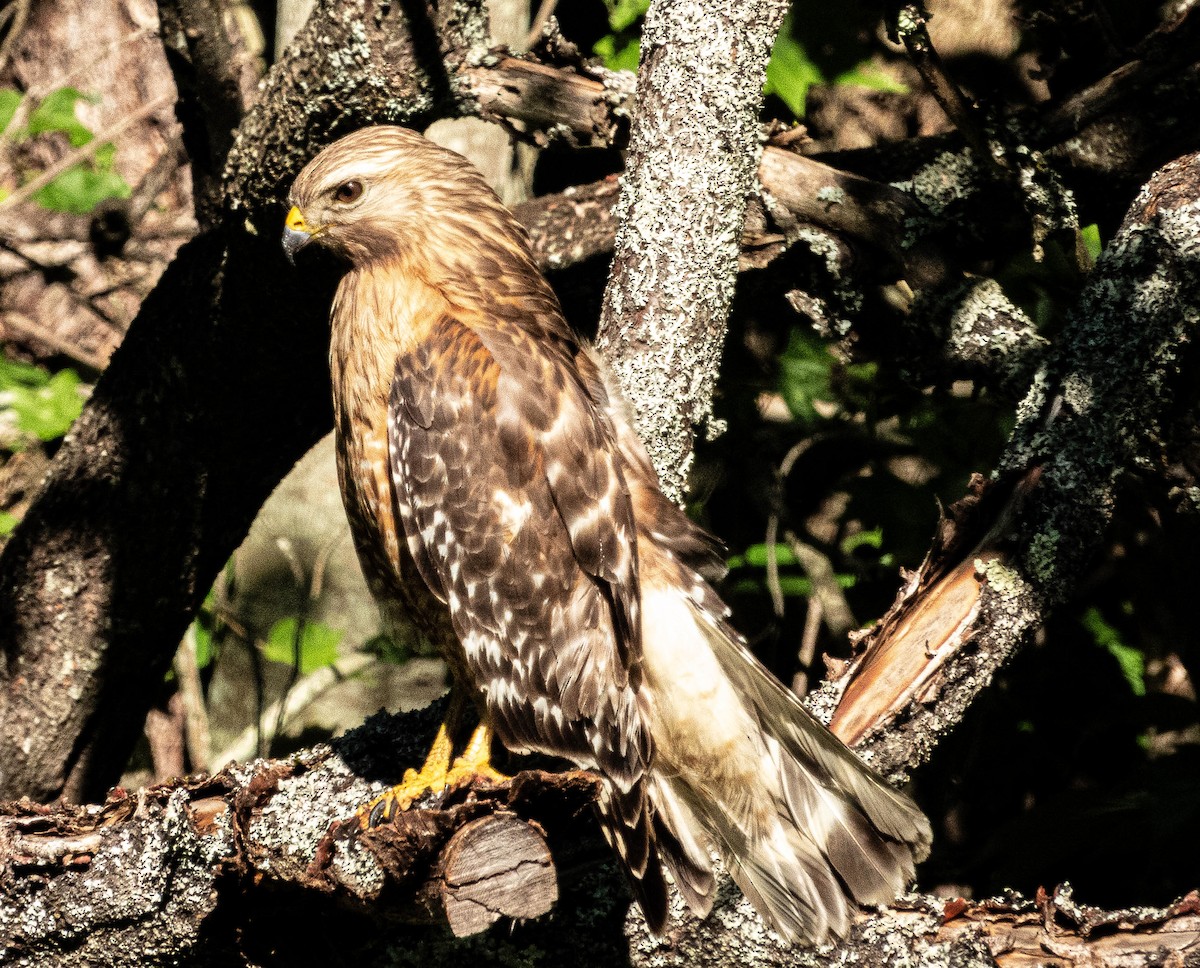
282 125 507 268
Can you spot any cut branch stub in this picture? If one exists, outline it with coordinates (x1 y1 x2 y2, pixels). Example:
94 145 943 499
437 813 557 937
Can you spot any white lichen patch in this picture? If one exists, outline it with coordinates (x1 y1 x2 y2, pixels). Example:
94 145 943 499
249 751 381 888
901 150 982 218
815 185 846 206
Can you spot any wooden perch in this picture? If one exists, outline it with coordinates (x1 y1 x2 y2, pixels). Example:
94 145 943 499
1 707 1196 965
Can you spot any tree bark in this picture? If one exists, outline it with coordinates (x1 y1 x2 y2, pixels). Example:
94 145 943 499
2 705 1196 966
593 0 789 502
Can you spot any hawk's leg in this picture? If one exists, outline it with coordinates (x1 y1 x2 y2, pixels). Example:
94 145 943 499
443 721 509 789
360 698 511 827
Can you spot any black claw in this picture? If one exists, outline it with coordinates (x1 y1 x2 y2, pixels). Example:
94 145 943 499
368 799 392 827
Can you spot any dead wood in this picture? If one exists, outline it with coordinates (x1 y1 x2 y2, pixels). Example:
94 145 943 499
1 707 1195 966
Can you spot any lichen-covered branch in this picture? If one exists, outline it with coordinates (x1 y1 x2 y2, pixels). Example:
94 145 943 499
592 0 789 501
810 150 1200 778
2 706 1196 965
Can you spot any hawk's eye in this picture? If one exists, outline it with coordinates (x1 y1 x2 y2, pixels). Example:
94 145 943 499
333 180 364 204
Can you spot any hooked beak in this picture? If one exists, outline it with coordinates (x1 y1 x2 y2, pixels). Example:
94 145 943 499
282 206 316 264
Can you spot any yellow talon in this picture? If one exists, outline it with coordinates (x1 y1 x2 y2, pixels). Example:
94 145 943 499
444 722 510 789
358 720 511 827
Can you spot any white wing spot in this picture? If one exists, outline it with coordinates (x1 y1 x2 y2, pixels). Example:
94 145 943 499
493 489 533 536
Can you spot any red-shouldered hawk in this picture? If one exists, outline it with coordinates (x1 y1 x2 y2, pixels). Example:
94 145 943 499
282 126 930 943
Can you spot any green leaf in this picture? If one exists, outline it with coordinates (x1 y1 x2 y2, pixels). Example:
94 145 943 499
263 617 343 675
735 542 799 569
833 63 909 94
0 88 22 133
1079 223 1102 264
33 161 129 215
0 356 53 390
764 14 825 117
842 527 883 555
778 329 834 423
593 0 648 71
27 87 96 147
604 0 650 32
0 510 17 537
1082 607 1145 697
192 620 214 671
3 367 84 441
593 34 641 72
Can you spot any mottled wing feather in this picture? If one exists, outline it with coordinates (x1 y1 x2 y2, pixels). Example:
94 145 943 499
479 323 643 671
386 314 650 793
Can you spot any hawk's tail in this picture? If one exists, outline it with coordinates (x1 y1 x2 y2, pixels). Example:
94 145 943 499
638 580 932 943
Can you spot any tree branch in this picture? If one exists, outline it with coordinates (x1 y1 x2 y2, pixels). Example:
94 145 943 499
1 707 1196 964
811 149 1200 777
592 0 789 501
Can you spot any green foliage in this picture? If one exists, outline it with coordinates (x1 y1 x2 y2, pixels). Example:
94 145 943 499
728 541 799 569
765 9 907 117
591 2 906 115
593 0 650 71
726 542 858 599
1082 606 1146 697
27 87 97 147
0 356 85 448
33 143 129 215
0 510 16 537
763 13 826 116
0 85 130 214
0 88 21 133
1080 223 1103 265
777 328 877 427
189 585 220 673
262 617 343 675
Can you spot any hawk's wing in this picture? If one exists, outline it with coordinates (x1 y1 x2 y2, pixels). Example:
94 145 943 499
387 310 657 856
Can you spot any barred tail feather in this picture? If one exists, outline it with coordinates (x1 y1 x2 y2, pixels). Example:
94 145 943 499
595 781 670 933
637 577 931 943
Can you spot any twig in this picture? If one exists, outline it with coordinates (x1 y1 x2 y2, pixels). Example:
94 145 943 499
7 830 104 864
763 510 785 619
763 439 819 621
795 595 823 697
0 0 31 76
894 4 996 169
783 530 856 638
209 651 376 770
173 625 211 772
270 536 310 747
0 94 174 211
525 0 558 50
2 312 107 374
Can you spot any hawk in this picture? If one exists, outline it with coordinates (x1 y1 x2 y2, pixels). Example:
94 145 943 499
282 126 930 942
